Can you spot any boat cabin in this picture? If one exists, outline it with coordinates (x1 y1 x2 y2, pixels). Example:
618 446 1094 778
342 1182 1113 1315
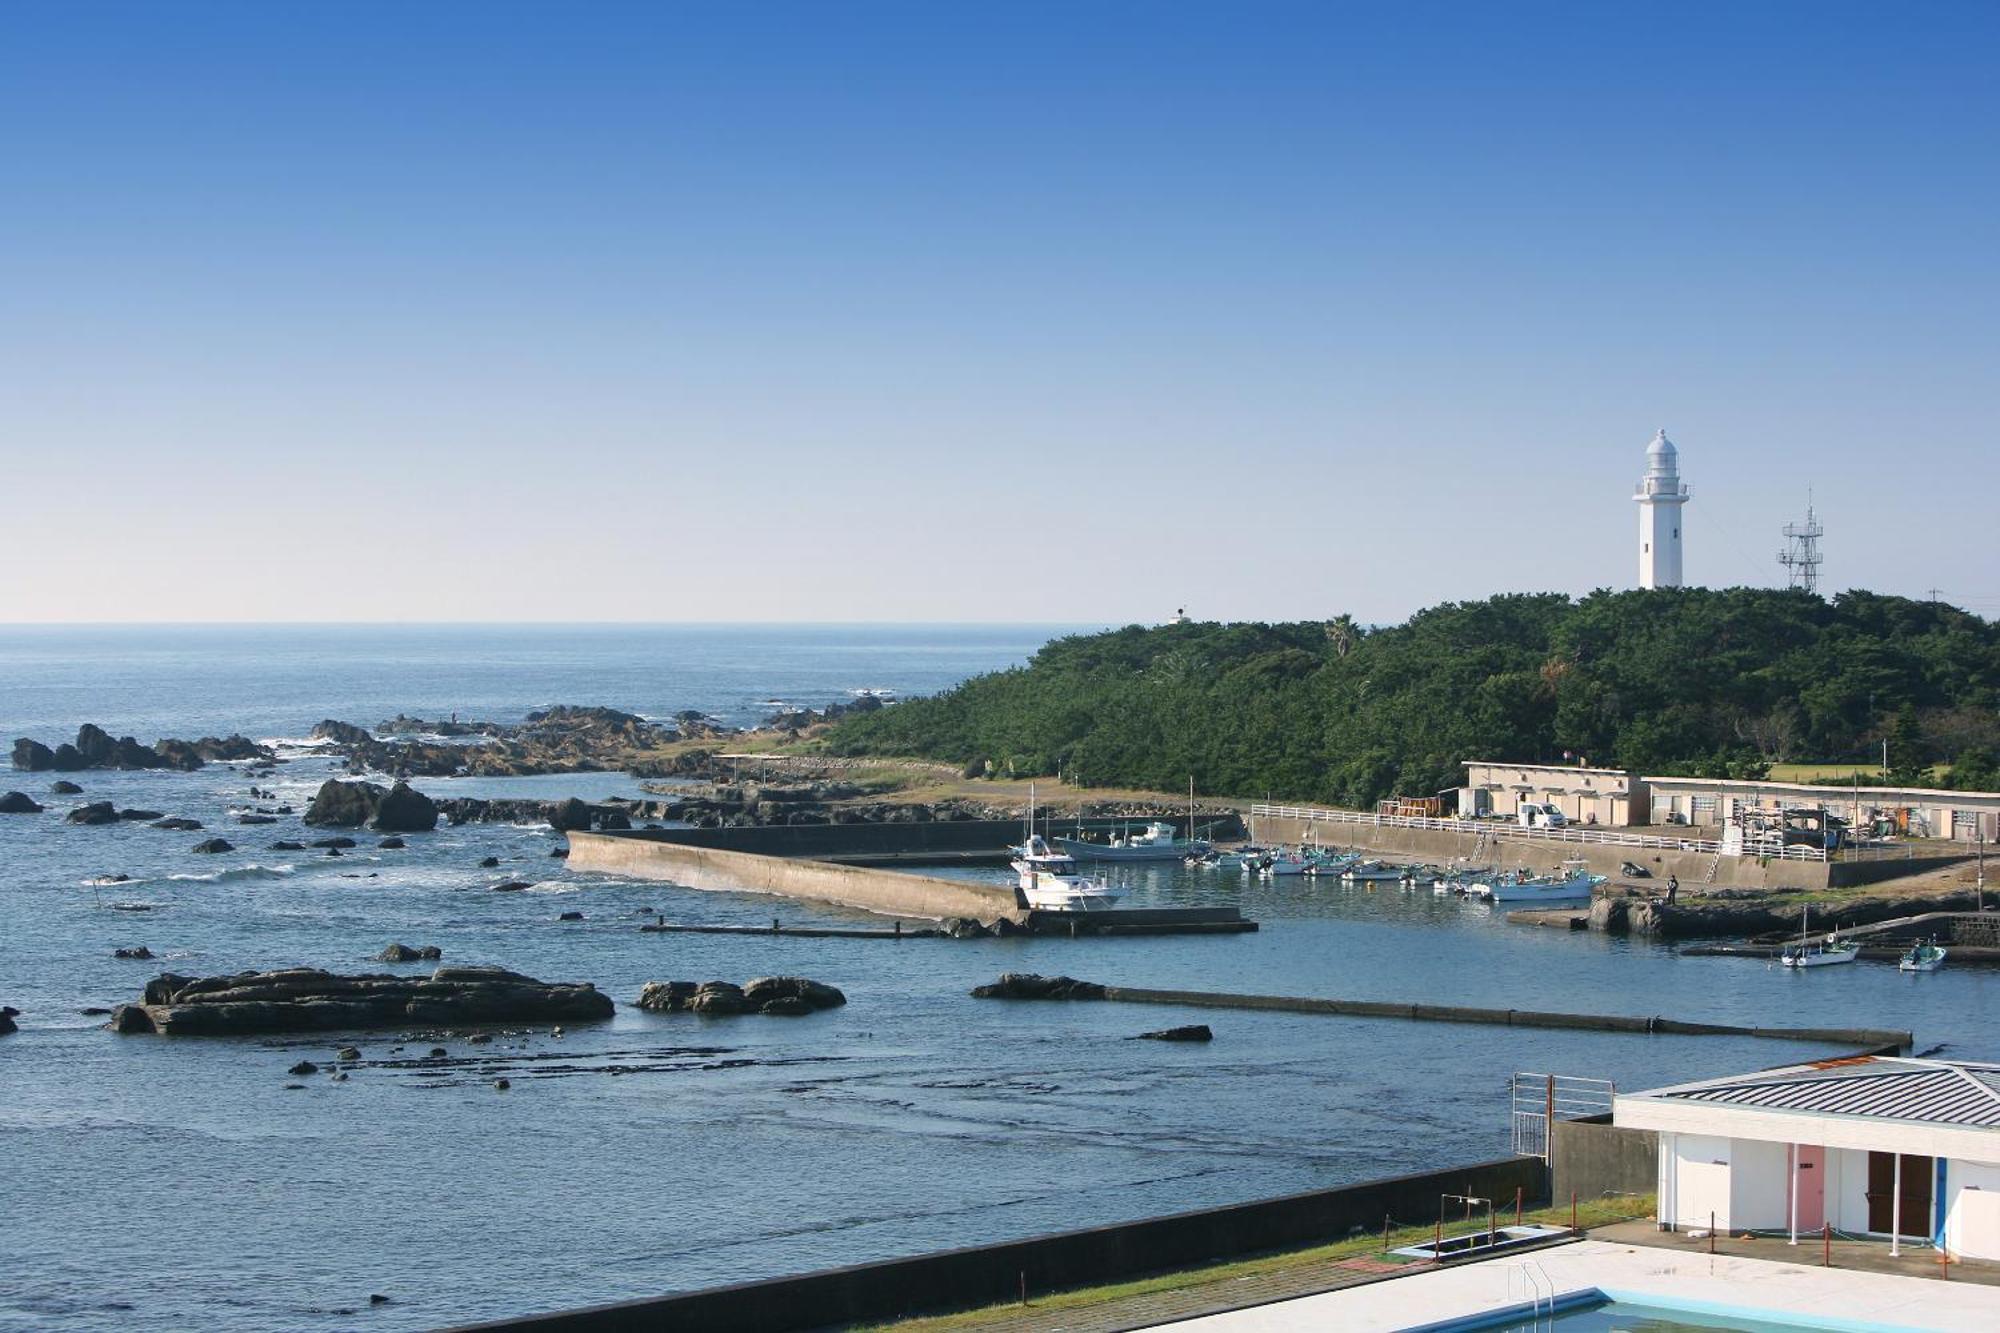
1615 1056 2000 1261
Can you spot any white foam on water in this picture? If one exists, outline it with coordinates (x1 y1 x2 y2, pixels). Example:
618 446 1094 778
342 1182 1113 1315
163 863 298 884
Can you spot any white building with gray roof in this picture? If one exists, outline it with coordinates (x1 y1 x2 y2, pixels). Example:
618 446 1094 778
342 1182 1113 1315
1616 1055 2000 1261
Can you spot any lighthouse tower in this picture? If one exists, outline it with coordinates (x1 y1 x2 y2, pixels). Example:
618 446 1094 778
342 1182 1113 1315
1634 428 1688 589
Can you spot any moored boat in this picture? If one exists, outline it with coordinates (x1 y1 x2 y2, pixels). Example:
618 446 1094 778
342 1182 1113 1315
1899 938 1948 973
1472 864 1604 904
1055 820 1210 862
1010 835 1122 912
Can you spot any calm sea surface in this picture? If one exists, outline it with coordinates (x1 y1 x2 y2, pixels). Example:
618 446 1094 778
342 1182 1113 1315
1 625 1991 1332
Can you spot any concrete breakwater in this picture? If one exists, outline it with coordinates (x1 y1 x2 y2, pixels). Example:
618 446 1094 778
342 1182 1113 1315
446 1154 1548 1332
566 830 1022 921
972 975 1912 1050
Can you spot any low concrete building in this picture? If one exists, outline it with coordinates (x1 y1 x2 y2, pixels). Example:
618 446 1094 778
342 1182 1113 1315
1645 776 2000 843
1460 760 1647 826
1616 1056 2000 1261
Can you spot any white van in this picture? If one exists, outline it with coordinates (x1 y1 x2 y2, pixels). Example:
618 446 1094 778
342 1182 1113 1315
1518 802 1568 828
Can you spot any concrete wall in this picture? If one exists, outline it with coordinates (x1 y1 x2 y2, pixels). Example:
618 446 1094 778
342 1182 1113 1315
446 1154 1548 1333
1946 1159 2000 1260
566 832 1022 922
1250 814 1835 891
1550 1116 1656 1209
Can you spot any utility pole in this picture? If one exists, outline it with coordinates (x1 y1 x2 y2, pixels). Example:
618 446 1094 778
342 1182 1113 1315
1927 587 1943 604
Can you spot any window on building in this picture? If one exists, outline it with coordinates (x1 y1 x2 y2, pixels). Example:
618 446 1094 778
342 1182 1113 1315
1691 795 1718 821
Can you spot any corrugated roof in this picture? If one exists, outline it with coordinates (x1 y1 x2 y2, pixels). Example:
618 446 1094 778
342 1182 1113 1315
1651 1058 2000 1129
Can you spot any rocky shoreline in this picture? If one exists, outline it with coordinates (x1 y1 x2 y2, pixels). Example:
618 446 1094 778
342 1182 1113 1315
110 966 615 1035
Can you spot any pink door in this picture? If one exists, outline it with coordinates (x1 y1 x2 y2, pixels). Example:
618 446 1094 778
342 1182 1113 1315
1796 1146 1826 1232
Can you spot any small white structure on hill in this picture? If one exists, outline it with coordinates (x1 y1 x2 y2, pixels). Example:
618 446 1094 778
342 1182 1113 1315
1616 1055 2000 1260
1634 428 1689 589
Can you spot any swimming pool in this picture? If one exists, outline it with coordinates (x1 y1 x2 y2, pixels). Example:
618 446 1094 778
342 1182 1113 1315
1434 1293 1899 1332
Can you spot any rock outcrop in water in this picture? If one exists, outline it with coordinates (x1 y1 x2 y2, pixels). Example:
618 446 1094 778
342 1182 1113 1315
0 791 43 813
109 966 613 1035
376 943 443 962
1136 1024 1213 1042
970 973 1107 1001
11 726 271 773
636 976 846 1016
303 779 438 832
0 1005 18 1035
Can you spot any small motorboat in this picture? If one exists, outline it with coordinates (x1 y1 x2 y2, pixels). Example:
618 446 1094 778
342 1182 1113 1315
1899 938 1948 973
1344 860 1409 882
1778 904 1858 969
1259 850 1313 877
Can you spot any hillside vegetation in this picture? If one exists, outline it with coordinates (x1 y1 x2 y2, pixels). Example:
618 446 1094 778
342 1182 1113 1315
824 589 2000 808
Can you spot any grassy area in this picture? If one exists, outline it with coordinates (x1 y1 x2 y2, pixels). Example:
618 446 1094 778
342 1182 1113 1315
856 1195 1655 1331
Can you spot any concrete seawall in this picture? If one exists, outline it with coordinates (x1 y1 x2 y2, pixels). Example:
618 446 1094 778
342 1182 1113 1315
447 1154 1547 1332
566 831 1022 922
984 981 1910 1050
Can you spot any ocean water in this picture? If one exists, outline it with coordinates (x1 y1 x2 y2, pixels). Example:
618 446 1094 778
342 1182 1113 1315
2 625 1994 1333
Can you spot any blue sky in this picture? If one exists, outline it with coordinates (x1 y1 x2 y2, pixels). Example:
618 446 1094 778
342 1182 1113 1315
4 2 1995 622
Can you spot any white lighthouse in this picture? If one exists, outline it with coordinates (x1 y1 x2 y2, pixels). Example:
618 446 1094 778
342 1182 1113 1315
1634 428 1688 589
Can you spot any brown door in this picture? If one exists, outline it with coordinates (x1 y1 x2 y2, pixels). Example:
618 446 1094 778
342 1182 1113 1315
1866 1152 1934 1236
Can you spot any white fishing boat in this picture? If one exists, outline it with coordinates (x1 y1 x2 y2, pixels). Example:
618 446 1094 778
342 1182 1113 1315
1056 820 1201 861
1899 938 1948 973
1345 860 1411 882
1253 851 1309 877
1473 864 1604 904
1779 905 1858 969
1010 835 1122 911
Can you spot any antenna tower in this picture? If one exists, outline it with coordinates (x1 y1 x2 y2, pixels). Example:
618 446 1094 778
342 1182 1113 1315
1778 494 1824 594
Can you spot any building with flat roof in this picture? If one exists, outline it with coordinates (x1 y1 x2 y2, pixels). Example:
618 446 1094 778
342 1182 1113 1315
1460 760 1646 825
1617 1056 2000 1261
1646 775 2000 843
1459 760 2000 841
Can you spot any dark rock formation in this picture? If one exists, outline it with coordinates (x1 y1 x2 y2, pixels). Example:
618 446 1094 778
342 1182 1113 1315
289 1060 319 1076
377 836 406 849
970 973 1107 1001
557 910 584 921
0 791 43 814
117 809 164 821
638 976 845 1016
0 1005 17 1035
370 781 438 833
491 881 531 892
151 818 203 831
478 856 500 868
67 802 119 826
12 739 55 771
114 947 154 960
191 838 234 854
50 780 82 794
311 837 357 849
110 966 614 1035
236 813 278 825
303 779 382 827
1136 1024 1213 1042
548 797 593 832
375 943 442 962
310 720 374 747
269 840 306 851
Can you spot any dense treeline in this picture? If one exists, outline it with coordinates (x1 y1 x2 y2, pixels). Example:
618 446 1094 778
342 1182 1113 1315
825 589 2000 807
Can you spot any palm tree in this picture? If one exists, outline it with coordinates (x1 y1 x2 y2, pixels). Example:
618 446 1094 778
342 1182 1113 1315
1325 613 1360 659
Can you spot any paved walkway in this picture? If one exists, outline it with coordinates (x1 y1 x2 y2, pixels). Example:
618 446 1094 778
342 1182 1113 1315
1593 1218 2000 1287
1156 1237 2000 1331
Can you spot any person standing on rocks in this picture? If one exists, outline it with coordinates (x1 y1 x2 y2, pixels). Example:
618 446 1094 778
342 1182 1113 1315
1666 874 1679 905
